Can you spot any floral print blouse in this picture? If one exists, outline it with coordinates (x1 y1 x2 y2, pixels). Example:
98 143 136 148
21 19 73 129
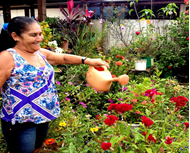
0 48 60 124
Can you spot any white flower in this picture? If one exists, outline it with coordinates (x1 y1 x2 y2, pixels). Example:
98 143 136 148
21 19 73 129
83 17 86 21
169 11 173 15
55 47 64 54
88 10 94 13
48 40 58 48
90 22 94 26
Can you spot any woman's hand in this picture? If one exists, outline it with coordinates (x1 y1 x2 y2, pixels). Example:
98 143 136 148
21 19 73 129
85 58 109 68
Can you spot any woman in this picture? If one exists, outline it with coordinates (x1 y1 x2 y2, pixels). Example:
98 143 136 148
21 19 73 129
0 16 109 153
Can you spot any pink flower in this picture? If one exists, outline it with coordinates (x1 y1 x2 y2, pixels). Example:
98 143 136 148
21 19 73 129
90 22 94 26
176 123 179 127
142 100 147 105
121 25 125 30
136 111 141 114
136 31 140 35
56 81 61 85
65 97 70 101
68 82 73 85
131 99 137 102
100 19 103 24
79 102 87 108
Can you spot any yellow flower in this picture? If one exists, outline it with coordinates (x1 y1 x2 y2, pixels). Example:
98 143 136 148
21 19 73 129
59 121 67 127
146 20 151 24
55 127 62 131
85 114 91 118
90 128 99 132
140 18 145 22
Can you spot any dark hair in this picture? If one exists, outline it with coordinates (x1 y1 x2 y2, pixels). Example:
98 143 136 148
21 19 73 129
0 16 38 52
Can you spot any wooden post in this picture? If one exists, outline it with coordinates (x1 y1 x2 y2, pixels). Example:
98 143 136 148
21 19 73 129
30 4 35 18
25 8 30 17
2 2 11 23
37 0 46 22
83 3 87 12
180 4 186 17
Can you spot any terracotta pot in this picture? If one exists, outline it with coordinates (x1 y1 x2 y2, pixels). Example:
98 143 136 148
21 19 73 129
61 41 68 51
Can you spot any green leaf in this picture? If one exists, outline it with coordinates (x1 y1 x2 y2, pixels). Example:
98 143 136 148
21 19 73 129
127 151 135 153
130 2 134 7
102 131 115 136
125 124 131 136
69 142 77 153
162 128 165 139
119 122 124 134
117 146 124 153
146 109 151 116
146 148 153 153
129 9 134 15
110 136 118 147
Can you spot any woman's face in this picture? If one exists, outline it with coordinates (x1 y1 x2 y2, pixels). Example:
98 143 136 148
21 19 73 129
18 22 43 52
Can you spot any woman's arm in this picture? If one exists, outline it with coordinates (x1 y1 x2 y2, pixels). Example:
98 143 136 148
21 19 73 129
0 51 14 89
39 48 109 68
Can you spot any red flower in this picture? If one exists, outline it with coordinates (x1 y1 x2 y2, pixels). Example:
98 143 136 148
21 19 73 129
145 89 159 97
150 38 153 40
148 134 156 143
184 0 189 5
95 114 102 121
168 66 172 69
45 138 55 145
170 96 188 108
187 37 189 41
116 55 120 58
105 60 110 63
142 132 148 136
140 49 143 51
115 61 122 66
115 103 133 113
136 31 140 35
165 136 172 144
183 122 189 128
104 115 118 126
111 74 117 78
101 142 112 151
120 56 125 59
108 103 118 111
141 116 154 127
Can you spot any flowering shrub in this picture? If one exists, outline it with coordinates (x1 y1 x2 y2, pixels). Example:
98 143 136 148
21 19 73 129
39 21 52 48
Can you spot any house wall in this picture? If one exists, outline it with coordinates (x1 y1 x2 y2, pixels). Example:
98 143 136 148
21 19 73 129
0 8 182 51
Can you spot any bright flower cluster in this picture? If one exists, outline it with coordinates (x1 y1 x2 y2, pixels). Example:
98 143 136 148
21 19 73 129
101 142 112 151
104 115 119 126
108 103 133 114
170 96 188 108
141 116 154 127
